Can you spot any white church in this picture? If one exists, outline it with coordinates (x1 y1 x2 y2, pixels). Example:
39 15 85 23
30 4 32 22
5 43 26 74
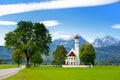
62 34 91 67
65 34 80 66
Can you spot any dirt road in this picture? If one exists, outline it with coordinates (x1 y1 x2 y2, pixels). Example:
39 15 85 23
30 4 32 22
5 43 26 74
0 66 25 80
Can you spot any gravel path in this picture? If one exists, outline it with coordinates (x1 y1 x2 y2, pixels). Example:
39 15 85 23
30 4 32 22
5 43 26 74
0 66 25 80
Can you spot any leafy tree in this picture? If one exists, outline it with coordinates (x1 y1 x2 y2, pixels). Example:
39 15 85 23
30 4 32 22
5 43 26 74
5 21 52 68
12 49 25 67
52 45 67 65
30 52 43 67
80 44 95 65
0 58 4 64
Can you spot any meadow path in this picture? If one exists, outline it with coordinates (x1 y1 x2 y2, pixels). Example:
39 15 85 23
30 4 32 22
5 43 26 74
0 66 25 80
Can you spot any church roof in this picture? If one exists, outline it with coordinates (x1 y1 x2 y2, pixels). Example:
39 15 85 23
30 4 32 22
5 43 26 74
68 51 76 56
67 48 76 57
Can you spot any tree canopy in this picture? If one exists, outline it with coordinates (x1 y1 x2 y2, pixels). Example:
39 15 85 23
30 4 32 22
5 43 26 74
80 44 96 65
5 21 52 67
52 45 67 65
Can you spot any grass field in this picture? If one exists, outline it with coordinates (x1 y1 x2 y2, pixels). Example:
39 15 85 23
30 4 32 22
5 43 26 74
3 66 120 80
0 64 17 69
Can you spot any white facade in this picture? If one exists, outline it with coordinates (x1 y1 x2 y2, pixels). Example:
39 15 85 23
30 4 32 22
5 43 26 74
65 35 80 65
65 49 79 65
65 56 79 65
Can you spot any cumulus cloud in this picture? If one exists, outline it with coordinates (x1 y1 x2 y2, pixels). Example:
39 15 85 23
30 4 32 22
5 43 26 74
0 20 17 25
41 20 60 27
0 0 119 16
112 24 120 29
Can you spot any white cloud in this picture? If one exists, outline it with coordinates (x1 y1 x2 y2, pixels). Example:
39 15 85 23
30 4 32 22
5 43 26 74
0 0 119 16
41 20 60 27
112 24 120 29
51 32 72 40
0 20 17 25
0 37 5 46
0 20 59 26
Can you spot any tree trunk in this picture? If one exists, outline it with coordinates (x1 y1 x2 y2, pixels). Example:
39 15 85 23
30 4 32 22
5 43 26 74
34 63 35 67
25 54 30 68
26 58 29 68
18 62 20 67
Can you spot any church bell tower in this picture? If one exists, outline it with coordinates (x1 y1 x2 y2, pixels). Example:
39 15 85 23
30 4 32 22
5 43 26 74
74 34 80 65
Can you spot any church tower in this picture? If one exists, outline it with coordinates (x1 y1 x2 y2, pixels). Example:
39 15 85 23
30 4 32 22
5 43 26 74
74 34 80 65
65 34 80 66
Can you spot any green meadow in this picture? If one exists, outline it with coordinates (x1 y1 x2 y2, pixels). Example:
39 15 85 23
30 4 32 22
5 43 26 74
0 64 17 69
4 66 120 80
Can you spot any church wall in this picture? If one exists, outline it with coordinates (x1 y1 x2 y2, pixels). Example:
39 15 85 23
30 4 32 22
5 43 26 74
65 56 79 65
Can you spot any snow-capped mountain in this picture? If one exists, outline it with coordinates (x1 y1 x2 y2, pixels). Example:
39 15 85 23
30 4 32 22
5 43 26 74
92 35 120 47
92 38 103 47
50 35 88 51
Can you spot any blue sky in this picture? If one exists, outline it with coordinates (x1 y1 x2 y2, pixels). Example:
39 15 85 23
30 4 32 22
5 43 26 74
0 0 120 45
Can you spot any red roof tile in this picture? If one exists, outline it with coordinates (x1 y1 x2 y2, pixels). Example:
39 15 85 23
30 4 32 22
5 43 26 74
68 51 76 56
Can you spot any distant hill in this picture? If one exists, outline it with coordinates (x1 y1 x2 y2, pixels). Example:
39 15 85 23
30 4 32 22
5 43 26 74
0 46 12 63
95 45 120 65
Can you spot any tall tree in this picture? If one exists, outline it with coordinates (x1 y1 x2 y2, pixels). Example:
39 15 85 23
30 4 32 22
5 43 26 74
12 49 25 67
80 44 96 65
30 52 43 67
52 45 67 65
5 21 52 68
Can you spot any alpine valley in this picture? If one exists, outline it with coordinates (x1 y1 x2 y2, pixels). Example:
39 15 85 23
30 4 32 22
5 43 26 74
0 35 120 65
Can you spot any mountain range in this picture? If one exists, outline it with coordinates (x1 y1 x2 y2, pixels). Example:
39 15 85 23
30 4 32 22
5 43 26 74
0 35 120 64
92 35 120 47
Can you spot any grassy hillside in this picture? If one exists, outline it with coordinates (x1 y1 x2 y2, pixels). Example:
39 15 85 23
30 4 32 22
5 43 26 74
4 66 120 80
